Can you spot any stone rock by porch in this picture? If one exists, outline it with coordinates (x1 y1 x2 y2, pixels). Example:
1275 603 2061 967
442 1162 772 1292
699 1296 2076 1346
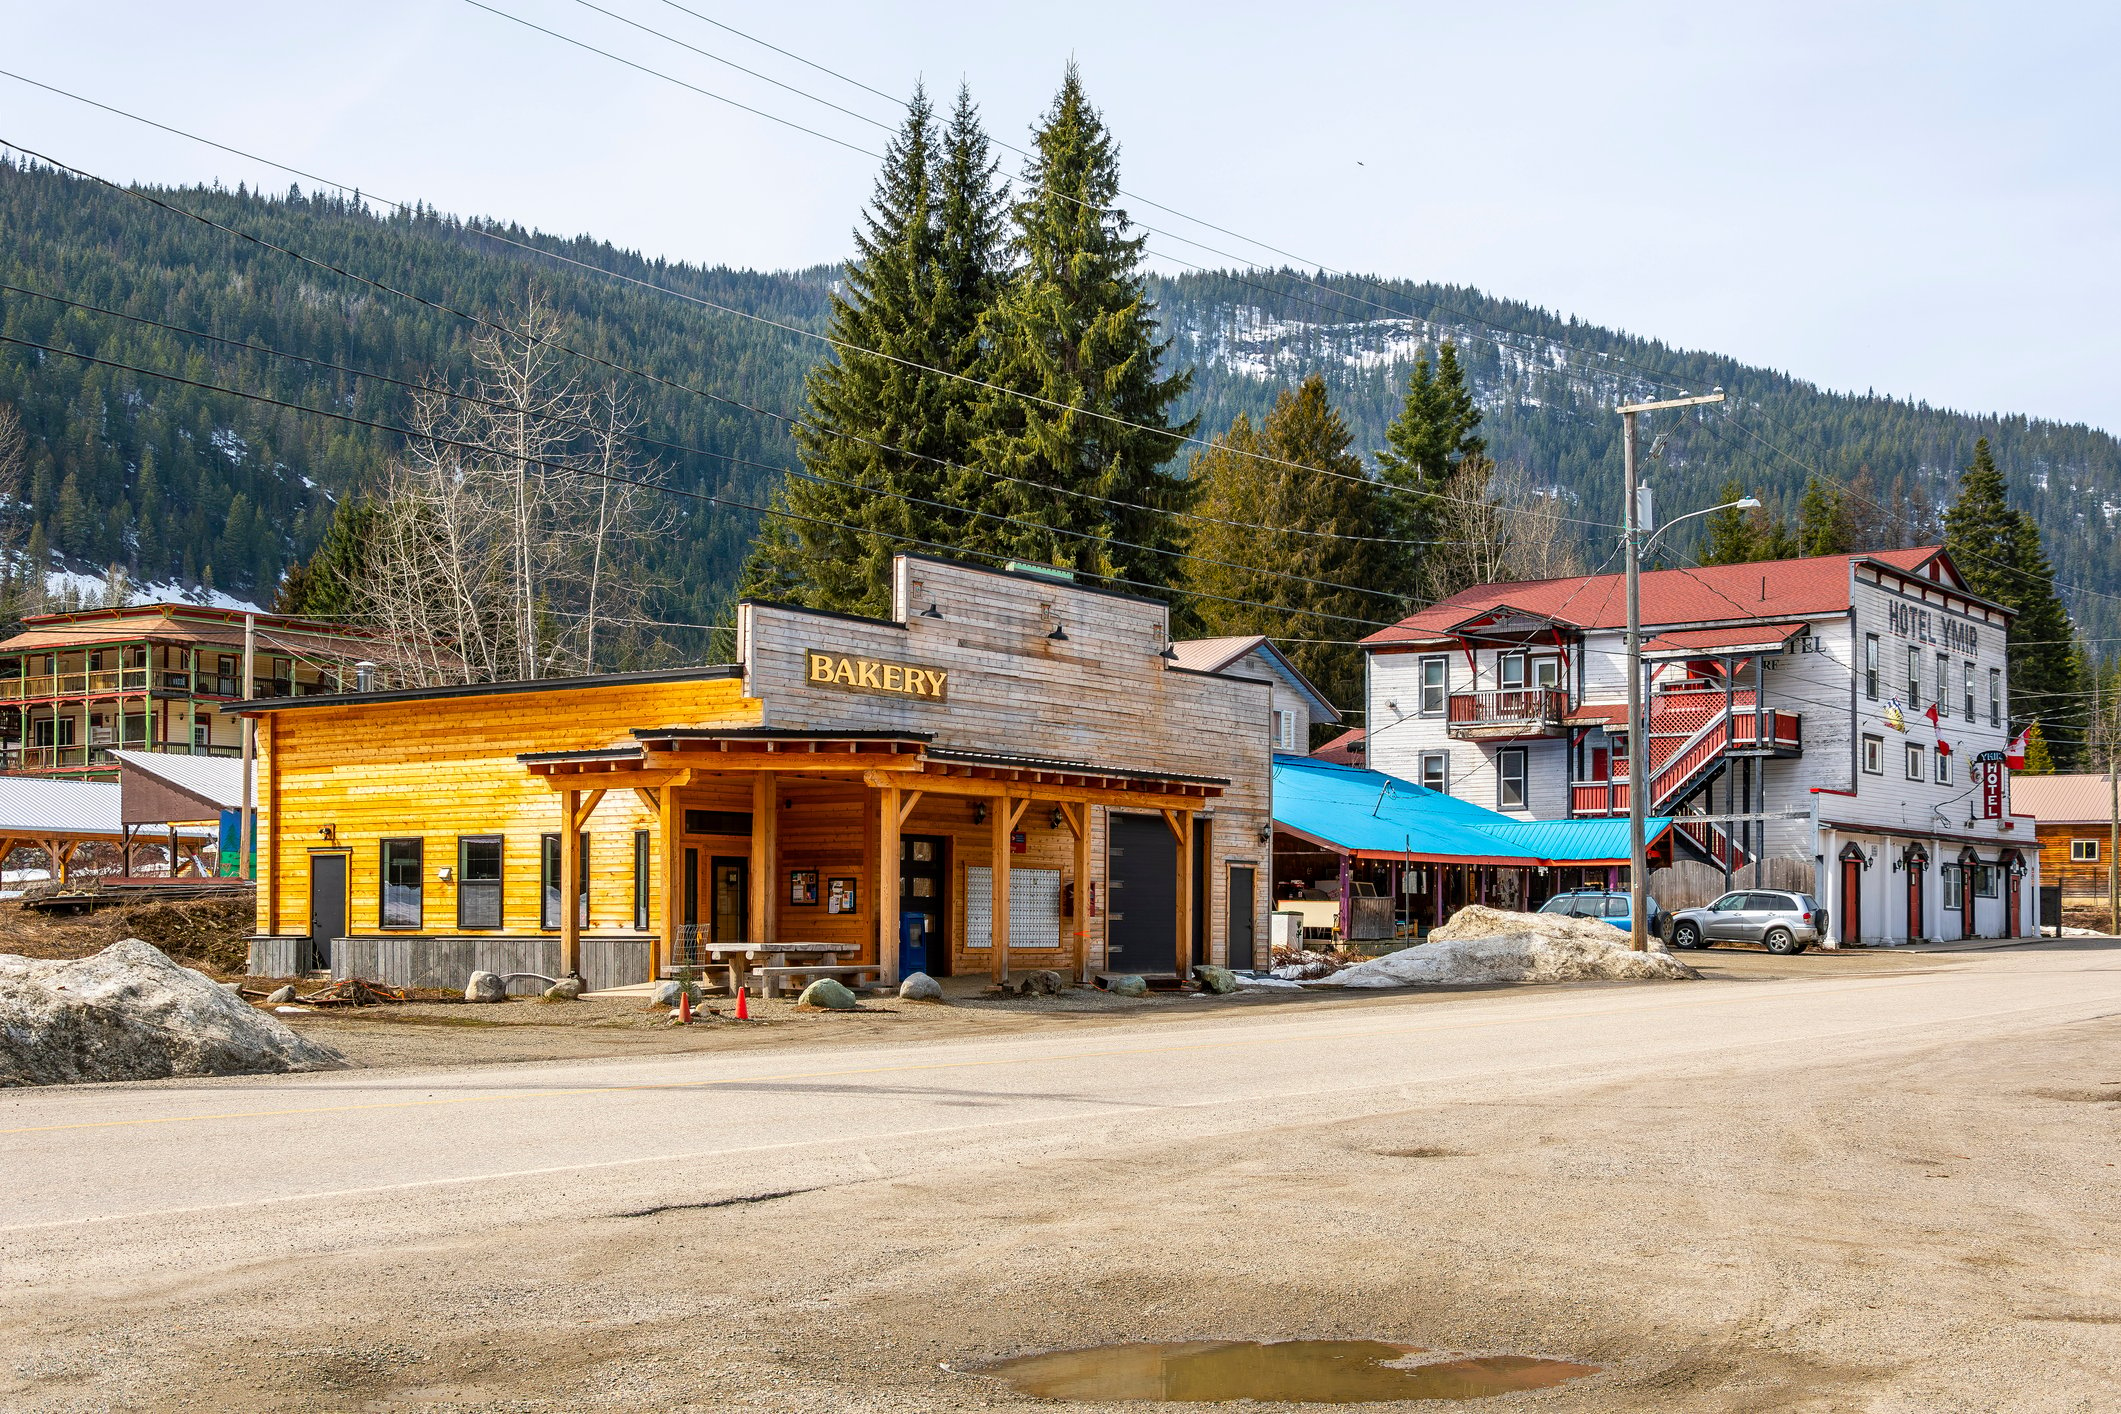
1108 974 1148 997
649 980 690 1008
1193 965 1239 995
898 972 944 1001
543 978 583 1001
464 971 506 1003
796 977 860 1010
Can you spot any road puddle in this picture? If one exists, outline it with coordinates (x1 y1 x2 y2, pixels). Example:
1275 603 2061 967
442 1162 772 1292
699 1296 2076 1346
979 1338 1599 1403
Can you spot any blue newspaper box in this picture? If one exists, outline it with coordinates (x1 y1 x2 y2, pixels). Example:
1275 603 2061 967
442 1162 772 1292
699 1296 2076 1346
899 911 929 976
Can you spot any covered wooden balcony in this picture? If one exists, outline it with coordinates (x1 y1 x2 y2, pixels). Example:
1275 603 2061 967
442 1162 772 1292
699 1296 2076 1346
1447 687 1569 739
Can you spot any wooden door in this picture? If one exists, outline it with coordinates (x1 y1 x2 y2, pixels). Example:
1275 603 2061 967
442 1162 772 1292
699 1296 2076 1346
308 852 349 973
1961 867 1977 938
1906 863 1924 941
710 857 748 943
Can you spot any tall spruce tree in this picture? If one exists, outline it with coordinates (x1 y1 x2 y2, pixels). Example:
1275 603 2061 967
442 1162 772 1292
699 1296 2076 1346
1944 437 2082 763
1699 479 1800 564
740 85 1007 616
1374 343 1484 600
1796 475 1852 555
1185 375 1392 718
273 495 378 623
970 63 1195 591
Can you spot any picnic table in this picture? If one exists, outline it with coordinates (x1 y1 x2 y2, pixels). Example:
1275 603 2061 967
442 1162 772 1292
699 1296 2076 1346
675 939 865 997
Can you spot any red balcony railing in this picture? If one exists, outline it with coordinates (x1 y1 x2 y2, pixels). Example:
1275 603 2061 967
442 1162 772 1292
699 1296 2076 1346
1447 687 1568 736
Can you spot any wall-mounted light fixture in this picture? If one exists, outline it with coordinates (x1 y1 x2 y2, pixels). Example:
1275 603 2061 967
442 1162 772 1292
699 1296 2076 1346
1257 822 1272 843
919 602 942 619
1049 807 1065 829
972 801 988 825
316 825 336 841
1048 624 1068 641
1158 644 1179 661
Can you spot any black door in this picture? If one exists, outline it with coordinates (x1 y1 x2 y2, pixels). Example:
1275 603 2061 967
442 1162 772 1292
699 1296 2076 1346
1228 864 1257 970
308 852 348 973
1107 813 1177 976
711 857 749 943
901 834 949 976
679 846 701 965
1190 819 1213 972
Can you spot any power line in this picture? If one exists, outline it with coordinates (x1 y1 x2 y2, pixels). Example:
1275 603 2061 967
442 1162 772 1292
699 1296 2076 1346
0 333 1413 632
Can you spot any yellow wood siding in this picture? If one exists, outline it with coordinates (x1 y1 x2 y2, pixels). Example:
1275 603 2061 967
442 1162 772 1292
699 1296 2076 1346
259 677 760 937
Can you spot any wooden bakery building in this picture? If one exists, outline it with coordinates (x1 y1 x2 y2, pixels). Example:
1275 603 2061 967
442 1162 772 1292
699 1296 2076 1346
240 556 1277 992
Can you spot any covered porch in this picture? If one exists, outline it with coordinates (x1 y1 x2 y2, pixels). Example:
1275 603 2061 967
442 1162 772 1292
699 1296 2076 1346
521 728 1227 990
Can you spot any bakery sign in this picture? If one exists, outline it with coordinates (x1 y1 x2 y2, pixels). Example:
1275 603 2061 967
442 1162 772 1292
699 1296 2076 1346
805 650 948 701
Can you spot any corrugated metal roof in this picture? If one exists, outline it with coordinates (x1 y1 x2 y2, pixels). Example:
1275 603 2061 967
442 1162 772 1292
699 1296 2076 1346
0 778 122 836
1364 548 1949 645
2006 773 2109 824
109 750 251 810
1273 755 1670 864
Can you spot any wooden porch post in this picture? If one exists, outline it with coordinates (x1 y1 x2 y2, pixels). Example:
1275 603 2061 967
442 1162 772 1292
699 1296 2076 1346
646 785 677 979
559 786 582 976
1061 803 1091 983
750 772 778 944
878 784 902 986
1167 809 1194 978
992 796 1028 986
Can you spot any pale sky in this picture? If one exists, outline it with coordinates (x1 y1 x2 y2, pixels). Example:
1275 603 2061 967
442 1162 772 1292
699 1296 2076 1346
5 1 2117 432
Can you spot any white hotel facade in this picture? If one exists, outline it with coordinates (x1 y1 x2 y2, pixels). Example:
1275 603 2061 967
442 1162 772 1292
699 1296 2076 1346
1356 546 2034 945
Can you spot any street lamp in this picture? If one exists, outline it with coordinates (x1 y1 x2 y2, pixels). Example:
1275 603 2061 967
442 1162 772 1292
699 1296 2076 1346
1616 390 1736 950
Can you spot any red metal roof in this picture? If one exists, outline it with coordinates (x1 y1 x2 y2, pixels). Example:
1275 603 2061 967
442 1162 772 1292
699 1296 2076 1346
1643 622 1809 654
1309 728 1366 765
1364 547 1951 646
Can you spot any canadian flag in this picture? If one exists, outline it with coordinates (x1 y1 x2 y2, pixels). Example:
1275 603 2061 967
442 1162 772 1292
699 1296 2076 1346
1924 703 1951 753
2007 725 2031 770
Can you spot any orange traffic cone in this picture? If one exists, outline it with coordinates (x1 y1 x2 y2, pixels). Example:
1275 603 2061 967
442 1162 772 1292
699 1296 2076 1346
735 985 749 1021
678 987 693 1023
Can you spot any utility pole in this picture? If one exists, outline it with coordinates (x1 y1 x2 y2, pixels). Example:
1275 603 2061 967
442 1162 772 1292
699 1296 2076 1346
2109 682 2118 937
1617 390 1727 950
239 611 256 882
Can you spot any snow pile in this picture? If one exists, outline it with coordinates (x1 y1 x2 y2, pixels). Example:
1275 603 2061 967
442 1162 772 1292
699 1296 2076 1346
0 939 344 1087
1312 906 1700 989
1269 946 1360 980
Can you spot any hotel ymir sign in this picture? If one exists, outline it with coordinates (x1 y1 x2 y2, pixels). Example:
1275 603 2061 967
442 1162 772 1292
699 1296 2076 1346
806 650 949 701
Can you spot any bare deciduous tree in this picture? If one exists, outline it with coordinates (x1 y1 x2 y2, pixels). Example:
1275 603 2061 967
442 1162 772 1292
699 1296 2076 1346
1418 458 1585 601
360 308 668 686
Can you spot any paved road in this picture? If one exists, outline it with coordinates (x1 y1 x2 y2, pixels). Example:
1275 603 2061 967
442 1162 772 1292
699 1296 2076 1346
5 941 2113 1242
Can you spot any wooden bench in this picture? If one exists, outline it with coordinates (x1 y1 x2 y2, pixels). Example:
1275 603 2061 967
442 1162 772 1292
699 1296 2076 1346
757 963 881 998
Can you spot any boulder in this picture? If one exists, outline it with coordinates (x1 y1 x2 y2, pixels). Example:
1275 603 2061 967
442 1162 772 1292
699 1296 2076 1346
649 980 689 1009
1029 969 1065 995
265 984 298 1004
0 939 344 1088
898 971 944 1001
1314 905 1702 989
542 977 583 1001
463 971 508 1003
1193 965 1239 995
1107 974 1149 997
796 977 860 1011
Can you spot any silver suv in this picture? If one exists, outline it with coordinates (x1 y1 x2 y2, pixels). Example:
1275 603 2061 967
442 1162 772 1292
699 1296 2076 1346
1669 890 1827 954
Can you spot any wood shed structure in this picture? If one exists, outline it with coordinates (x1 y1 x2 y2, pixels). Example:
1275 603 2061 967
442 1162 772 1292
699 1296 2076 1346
237 557 1274 991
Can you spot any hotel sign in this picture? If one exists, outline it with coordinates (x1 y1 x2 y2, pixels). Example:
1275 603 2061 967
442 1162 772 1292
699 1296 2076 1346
805 650 948 701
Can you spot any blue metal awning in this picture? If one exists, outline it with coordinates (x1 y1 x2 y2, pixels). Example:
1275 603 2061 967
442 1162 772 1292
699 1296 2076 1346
1273 755 1671 865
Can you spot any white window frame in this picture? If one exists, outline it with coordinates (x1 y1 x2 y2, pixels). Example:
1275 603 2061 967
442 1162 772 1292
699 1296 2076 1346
1418 656 1448 716
1496 747 1528 810
1934 748 1950 784
1861 735 1883 775
1935 652 1950 716
1419 752 1448 794
1906 646 1921 706
1498 653 1527 691
2071 838 2101 863
1990 668 2002 728
1962 661 1975 721
1864 634 1880 700
1905 742 1924 781
1531 656 1561 690
1271 708 1297 752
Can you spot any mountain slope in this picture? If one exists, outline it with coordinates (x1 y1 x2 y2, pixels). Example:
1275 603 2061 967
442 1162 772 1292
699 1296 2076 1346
3 158 2114 649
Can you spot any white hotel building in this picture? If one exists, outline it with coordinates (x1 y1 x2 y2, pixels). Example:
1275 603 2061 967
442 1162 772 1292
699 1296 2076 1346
1357 546 2034 944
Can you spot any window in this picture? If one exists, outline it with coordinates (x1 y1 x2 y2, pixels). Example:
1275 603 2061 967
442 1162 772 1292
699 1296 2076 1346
1974 865 2001 900
457 836 503 930
1271 708 1297 751
1496 748 1527 810
683 809 753 836
1532 657 1561 689
1905 742 1924 780
380 839 423 929
1990 668 2002 728
192 722 209 748
1862 735 1883 774
1906 646 1921 706
540 833 591 930
1420 752 1448 794
1940 863 1960 894
1499 654 1527 691
1413 656 1447 716
1935 652 1950 716
2071 838 2101 863
633 830 651 931
1935 748 1950 784
1865 634 1880 699
1962 662 1975 721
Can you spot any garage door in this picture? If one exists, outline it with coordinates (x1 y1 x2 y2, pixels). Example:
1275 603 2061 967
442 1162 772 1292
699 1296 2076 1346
1106 813 1176 976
